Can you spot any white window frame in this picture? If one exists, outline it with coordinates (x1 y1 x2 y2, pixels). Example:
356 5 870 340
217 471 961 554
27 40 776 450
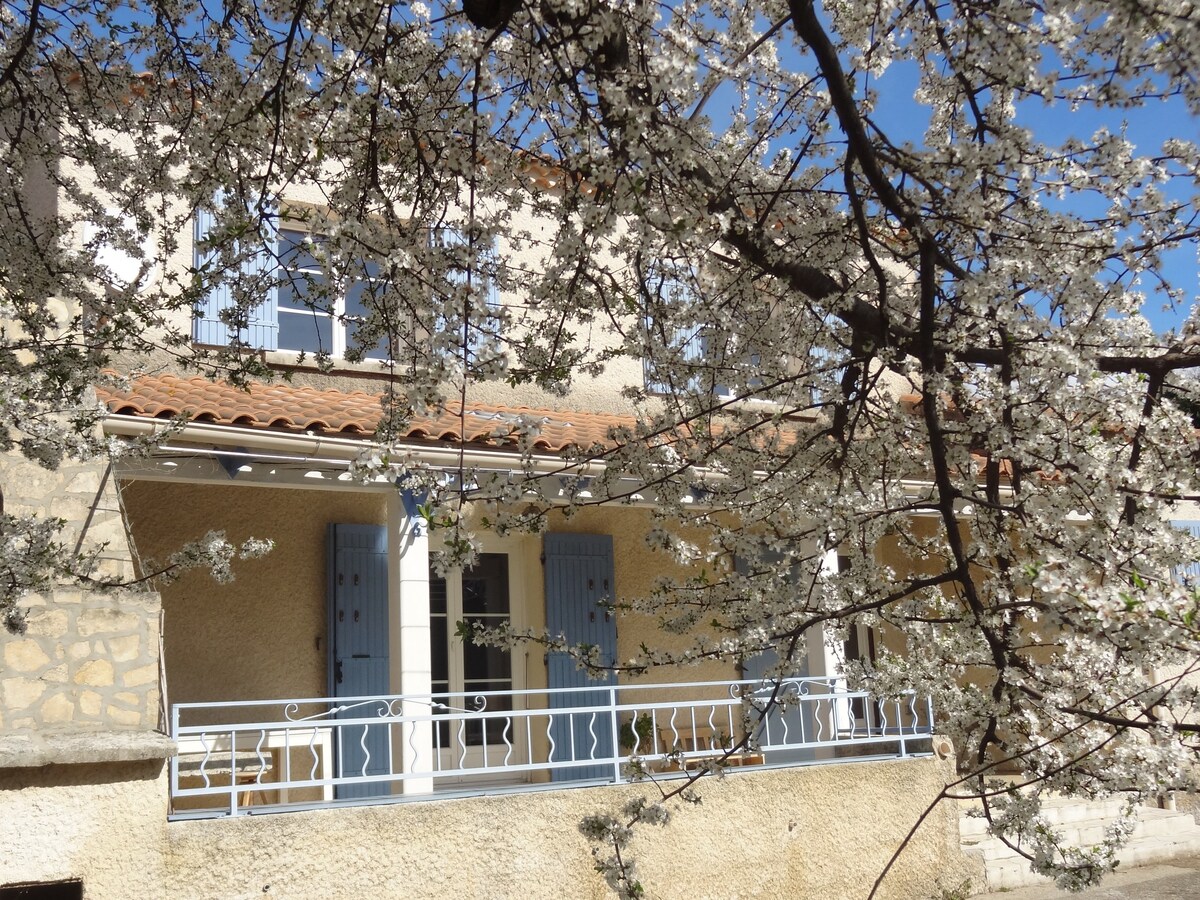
273 224 502 363
276 226 391 361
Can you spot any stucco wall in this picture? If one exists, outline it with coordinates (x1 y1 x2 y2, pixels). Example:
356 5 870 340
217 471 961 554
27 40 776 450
165 758 970 900
0 754 978 900
0 759 169 896
120 479 387 705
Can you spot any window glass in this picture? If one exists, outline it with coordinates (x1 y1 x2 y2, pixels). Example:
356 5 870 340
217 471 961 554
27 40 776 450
463 640 511 683
345 266 390 360
462 554 510 615
430 575 447 615
430 619 449 694
429 554 513 748
278 276 332 314
278 307 331 353
280 229 324 269
345 277 377 320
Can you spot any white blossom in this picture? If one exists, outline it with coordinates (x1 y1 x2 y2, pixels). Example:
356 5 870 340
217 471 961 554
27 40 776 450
3 0 1200 892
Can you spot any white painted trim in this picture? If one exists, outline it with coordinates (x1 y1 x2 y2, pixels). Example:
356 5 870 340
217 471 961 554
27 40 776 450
104 412 1017 509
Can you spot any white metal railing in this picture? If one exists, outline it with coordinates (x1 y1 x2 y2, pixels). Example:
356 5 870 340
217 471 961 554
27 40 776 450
168 677 934 818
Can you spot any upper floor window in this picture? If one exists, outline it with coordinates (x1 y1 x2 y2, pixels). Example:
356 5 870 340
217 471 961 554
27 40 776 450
642 263 762 400
641 261 844 409
276 228 389 360
193 211 499 363
1171 520 1200 586
642 263 709 396
430 226 503 366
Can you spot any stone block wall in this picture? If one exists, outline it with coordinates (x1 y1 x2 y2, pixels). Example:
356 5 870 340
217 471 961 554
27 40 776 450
0 442 163 738
2 587 162 733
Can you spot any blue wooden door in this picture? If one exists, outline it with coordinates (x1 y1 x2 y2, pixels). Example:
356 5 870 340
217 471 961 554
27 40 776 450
736 552 817 764
329 524 390 799
544 534 617 782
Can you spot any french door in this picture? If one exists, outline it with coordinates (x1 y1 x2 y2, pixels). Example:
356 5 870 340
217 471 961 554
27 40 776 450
429 553 517 777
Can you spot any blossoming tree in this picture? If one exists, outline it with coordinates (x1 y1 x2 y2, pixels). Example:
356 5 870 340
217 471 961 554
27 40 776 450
3 0 1200 893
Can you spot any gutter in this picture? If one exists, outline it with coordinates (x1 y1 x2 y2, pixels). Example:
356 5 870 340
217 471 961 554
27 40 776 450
102 413 613 477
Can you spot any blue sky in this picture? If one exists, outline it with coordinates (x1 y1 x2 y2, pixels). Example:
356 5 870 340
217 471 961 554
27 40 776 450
866 60 1198 336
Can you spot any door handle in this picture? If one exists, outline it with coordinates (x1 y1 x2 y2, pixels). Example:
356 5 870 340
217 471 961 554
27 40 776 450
335 659 343 684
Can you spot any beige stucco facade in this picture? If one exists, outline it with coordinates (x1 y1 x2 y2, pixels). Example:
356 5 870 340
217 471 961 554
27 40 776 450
0 390 963 900
1 457 980 900
0 753 977 899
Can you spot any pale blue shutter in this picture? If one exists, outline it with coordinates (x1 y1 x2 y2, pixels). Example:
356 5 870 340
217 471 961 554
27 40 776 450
481 239 501 313
544 533 618 782
811 317 847 405
645 322 705 395
328 524 391 800
431 227 462 345
642 311 666 394
644 263 705 395
679 323 705 393
193 207 230 345
1172 521 1200 584
245 212 279 351
192 202 278 350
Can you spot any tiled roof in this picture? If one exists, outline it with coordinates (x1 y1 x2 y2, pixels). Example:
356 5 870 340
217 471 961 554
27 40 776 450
98 373 633 453
98 373 1012 483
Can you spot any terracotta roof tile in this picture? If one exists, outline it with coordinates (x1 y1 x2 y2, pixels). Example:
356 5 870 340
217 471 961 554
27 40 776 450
98 373 633 453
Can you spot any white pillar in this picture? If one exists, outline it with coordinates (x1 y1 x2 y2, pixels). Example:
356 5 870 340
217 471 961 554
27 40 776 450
809 547 847 679
806 548 848 753
388 491 434 795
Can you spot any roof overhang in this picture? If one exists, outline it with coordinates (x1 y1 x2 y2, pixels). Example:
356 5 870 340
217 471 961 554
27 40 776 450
103 413 625 500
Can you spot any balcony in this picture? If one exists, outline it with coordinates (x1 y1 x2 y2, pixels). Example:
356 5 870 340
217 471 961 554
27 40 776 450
168 677 935 818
